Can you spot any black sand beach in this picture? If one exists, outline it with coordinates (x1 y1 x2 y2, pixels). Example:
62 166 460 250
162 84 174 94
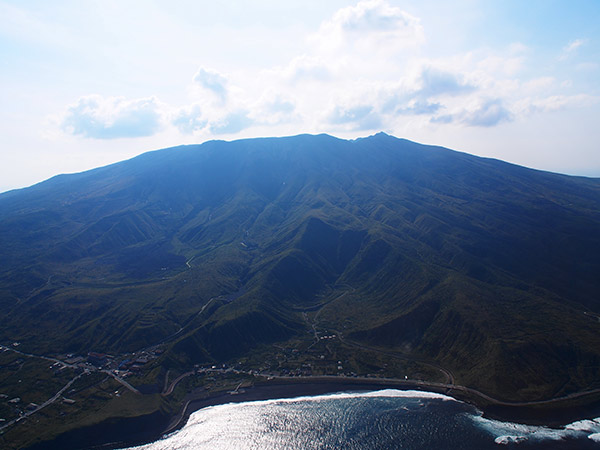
27 377 600 450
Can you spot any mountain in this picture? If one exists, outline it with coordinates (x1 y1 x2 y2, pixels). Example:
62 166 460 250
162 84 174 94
1 132 600 409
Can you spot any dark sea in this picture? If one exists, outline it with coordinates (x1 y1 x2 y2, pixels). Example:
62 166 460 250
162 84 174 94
120 390 600 449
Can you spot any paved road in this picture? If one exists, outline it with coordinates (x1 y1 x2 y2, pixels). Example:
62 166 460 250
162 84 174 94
303 286 355 350
295 285 456 386
161 372 600 439
0 373 84 432
162 371 194 396
260 374 600 408
1 344 78 370
102 370 140 394
144 298 217 352
337 335 456 385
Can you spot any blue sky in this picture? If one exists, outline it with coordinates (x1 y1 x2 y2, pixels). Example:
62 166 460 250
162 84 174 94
1 0 599 192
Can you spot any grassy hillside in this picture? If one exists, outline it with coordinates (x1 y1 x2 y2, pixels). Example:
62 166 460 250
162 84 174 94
1 132 600 405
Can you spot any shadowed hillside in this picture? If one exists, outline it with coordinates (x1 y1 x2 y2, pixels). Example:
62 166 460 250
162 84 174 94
1 132 600 403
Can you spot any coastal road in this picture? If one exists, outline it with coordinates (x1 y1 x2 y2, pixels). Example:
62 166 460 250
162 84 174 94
161 372 600 442
259 373 600 408
448 382 600 407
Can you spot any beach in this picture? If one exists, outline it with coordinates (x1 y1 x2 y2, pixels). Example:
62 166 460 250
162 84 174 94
27 376 600 450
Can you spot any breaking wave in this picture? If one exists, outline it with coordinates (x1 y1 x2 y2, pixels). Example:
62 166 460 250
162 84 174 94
470 414 600 445
120 389 600 450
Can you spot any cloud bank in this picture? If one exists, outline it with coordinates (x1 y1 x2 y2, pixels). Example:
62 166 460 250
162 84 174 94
61 95 164 139
57 0 598 143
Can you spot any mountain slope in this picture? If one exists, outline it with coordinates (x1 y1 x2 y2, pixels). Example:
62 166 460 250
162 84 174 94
1 132 600 401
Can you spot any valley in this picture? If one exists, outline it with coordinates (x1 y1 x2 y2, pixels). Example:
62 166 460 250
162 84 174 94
1 133 600 448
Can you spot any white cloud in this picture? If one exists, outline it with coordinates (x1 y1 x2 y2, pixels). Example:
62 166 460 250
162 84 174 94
523 77 556 92
430 114 453 124
476 53 525 78
396 100 442 115
460 99 513 127
193 68 228 102
172 104 207 134
209 110 253 135
313 0 424 54
61 95 165 139
53 2 598 143
517 94 599 115
3 0 600 195
417 67 475 98
560 38 586 60
281 55 332 82
249 94 297 126
327 104 382 131
566 39 585 53
576 62 599 72
429 98 513 128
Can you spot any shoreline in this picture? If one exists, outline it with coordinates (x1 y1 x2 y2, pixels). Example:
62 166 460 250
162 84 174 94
145 377 600 448
30 377 600 450
171 376 600 429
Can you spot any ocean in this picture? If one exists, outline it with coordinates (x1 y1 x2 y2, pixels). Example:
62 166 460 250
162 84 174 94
120 390 600 449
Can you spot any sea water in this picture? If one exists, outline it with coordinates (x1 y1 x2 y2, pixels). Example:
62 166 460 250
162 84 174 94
121 390 600 449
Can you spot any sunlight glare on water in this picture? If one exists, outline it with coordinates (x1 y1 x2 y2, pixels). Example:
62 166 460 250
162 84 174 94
121 390 600 450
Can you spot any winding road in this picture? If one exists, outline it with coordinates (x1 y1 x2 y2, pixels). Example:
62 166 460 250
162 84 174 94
299 285 455 385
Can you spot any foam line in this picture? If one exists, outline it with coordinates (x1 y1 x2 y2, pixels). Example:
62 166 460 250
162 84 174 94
470 414 600 445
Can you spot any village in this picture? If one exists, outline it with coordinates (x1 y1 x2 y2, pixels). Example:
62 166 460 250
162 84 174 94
0 331 412 434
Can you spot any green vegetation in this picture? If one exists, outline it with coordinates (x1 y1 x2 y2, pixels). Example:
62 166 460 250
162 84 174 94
0 133 600 448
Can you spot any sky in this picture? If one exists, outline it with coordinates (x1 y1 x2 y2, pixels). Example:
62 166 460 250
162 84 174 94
1 0 599 193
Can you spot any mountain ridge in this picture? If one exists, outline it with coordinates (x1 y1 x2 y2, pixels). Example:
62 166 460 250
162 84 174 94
2 132 597 203
1 132 600 409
